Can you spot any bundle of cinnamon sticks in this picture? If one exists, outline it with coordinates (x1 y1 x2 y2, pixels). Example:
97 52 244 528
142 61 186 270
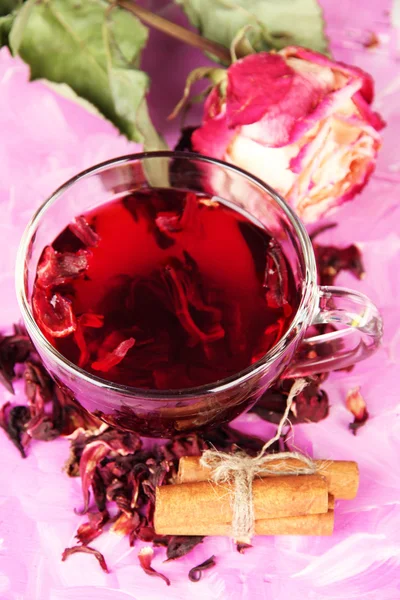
154 456 359 537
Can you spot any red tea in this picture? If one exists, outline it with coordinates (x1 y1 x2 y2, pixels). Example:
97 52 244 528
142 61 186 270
32 189 300 390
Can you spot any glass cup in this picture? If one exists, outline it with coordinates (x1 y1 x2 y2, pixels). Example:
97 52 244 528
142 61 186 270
16 152 383 436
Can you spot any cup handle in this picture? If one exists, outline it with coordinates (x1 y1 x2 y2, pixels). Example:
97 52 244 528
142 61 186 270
283 285 383 377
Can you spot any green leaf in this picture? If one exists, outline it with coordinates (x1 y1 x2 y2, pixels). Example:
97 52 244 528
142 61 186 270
0 12 15 45
176 0 329 57
136 99 170 187
8 0 35 51
0 0 21 46
0 0 21 18
9 0 162 146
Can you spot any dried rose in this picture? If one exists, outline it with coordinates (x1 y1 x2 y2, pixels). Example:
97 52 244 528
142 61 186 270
192 47 384 223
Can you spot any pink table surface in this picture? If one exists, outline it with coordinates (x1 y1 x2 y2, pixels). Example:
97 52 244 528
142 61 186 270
1 1 400 599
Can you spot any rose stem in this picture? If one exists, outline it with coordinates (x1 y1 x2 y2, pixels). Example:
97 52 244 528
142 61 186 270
115 0 232 64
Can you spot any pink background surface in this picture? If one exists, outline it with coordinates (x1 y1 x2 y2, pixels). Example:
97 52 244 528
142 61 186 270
1 1 400 598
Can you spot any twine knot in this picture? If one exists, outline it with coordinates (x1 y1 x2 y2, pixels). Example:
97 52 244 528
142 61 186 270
200 379 316 543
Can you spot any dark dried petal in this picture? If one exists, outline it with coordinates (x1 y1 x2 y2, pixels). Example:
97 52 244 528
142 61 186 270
138 547 170 586
162 432 207 461
236 542 252 554
173 127 197 152
69 216 100 247
346 387 369 435
251 377 329 425
3 405 31 458
24 361 53 405
0 328 33 393
91 467 107 511
55 384 102 436
64 431 88 477
62 545 109 573
143 255 224 347
114 492 132 514
28 415 60 441
152 535 170 547
314 243 365 286
188 555 216 582
166 536 204 561
92 427 142 455
206 424 265 455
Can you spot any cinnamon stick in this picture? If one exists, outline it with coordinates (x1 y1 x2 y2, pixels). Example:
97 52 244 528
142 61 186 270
154 474 329 536
177 456 359 500
156 509 334 537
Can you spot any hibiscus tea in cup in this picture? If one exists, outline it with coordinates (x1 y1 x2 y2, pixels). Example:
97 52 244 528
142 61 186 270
31 188 300 392
18 153 382 436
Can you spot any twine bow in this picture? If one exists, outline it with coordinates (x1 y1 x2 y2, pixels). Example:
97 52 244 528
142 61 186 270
200 379 316 543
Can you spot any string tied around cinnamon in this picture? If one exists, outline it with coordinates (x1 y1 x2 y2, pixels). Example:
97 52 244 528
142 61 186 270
200 378 316 543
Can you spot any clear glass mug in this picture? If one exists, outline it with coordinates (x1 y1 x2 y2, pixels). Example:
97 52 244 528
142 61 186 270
16 152 383 436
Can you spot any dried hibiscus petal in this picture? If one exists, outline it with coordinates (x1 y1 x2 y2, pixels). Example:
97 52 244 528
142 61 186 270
236 542 252 554
161 258 224 346
346 386 369 435
111 511 140 539
188 555 216 582
56 384 102 437
62 545 109 573
92 427 142 455
314 243 365 286
155 212 182 234
263 240 290 309
69 216 100 247
79 313 104 328
74 313 104 368
36 246 89 289
0 326 33 393
0 404 31 458
165 536 204 561
137 525 156 542
251 377 329 425
138 547 170 586
27 414 60 441
79 440 113 512
33 290 77 338
155 191 198 235
91 467 107 511
24 361 52 406
91 337 136 372
76 510 109 545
